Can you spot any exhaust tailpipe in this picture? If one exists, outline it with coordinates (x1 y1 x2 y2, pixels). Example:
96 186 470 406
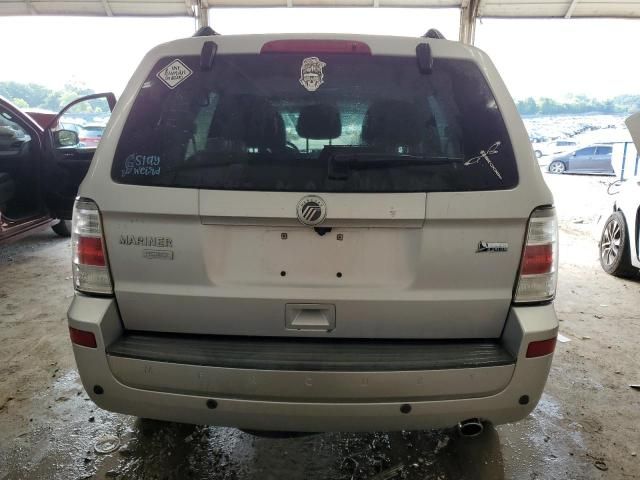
457 418 484 438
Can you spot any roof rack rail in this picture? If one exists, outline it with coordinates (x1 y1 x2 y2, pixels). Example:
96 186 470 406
193 26 220 37
423 29 445 40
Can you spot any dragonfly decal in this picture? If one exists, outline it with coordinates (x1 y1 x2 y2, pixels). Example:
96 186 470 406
464 141 502 180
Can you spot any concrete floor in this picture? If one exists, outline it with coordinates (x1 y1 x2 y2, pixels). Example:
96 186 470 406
1 173 639 480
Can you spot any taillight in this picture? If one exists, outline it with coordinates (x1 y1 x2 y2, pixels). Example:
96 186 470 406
77 237 106 266
72 198 113 295
514 207 558 303
261 40 372 55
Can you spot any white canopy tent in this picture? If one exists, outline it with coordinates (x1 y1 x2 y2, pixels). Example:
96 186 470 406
1 0 640 43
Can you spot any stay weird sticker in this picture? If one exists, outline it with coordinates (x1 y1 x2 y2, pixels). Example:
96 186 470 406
299 57 326 92
156 59 193 89
121 154 161 177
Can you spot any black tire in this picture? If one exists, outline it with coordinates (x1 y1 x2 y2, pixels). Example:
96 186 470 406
548 161 566 174
52 219 72 237
534 150 542 159
599 212 638 278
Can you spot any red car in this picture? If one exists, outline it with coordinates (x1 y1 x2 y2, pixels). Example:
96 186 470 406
78 125 105 148
0 94 115 244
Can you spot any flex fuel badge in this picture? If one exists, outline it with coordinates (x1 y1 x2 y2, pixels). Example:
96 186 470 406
299 57 326 92
156 59 193 89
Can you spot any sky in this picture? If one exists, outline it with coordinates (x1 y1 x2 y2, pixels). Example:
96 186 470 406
0 8 639 101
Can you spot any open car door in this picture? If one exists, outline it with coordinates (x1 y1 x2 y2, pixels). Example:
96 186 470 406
627 112 640 152
44 92 116 219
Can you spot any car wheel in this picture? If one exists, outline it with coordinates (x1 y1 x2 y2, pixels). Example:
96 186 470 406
52 220 72 237
548 161 566 174
534 150 542 159
599 212 638 278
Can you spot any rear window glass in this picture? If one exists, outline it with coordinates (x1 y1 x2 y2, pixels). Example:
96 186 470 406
112 53 518 192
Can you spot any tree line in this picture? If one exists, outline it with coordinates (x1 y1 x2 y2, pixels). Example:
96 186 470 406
0 81 95 111
516 94 640 116
2 80 640 118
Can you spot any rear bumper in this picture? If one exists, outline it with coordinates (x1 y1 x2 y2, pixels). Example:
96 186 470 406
67 296 557 432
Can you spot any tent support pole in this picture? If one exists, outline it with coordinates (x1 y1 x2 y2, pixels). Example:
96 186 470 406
459 0 481 45
196 0 209 29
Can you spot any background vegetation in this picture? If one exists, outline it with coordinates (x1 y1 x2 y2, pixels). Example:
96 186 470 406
0 81 95 111
516 94 640 116
2 80 639 117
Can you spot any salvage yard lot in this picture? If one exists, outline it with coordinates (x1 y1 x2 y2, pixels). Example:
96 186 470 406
1 173 639 480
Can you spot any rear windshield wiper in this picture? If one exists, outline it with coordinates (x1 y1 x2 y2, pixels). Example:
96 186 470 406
328 153 465 179
158 154 247 177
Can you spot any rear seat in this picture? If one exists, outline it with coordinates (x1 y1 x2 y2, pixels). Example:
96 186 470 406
0 172 16 207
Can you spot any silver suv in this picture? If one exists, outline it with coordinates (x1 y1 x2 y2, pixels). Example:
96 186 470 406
66 33 559 432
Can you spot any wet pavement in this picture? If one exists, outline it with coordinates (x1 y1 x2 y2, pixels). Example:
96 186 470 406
1 367 588 480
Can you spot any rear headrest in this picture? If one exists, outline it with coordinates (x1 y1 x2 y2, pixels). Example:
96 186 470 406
208 95 285 149
296 104 342 140
362 100 424 146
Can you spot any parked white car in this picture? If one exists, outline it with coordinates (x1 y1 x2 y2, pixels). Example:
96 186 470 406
599 113 640 277
65 31 559 434
533 139 578 158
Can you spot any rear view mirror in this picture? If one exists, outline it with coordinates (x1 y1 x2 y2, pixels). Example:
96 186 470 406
55 129 79 147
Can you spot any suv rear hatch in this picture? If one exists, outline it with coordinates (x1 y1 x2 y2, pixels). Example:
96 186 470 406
100 36 533 339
